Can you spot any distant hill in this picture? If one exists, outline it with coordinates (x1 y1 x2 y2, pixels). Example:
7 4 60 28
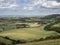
41 14 60 22
42 14 60 19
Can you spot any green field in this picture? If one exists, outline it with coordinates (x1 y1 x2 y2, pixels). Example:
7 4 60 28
52 23 60 27
0 22 60 45
17 39 60 45
0 25 59 41
0 37 12 45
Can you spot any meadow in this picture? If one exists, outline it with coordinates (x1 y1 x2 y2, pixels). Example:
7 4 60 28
17 39 60 45
0 15 60 45
0 23 60 42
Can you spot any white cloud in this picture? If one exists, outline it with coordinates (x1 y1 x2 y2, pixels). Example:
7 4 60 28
0 0 18 9
42 1 60 8
24 0 60 10
24 5 34 10
0 0 60 10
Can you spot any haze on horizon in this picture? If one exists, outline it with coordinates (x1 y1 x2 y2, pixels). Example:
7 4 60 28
0 0 60 16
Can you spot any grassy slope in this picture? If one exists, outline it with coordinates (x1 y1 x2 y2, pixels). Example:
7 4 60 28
0 23 60 45
0 27 59 41
52 23 60 27
17 39 60 45
0 37 12 45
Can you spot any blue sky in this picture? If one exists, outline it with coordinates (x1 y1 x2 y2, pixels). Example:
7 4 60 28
0 0 60 16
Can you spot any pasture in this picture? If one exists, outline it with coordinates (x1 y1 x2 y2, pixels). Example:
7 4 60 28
17 39 60 45
52 23 60 27
0 21 60 45
0 23 59 41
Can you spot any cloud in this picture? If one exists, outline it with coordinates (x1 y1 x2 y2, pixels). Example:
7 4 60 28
0 0 18 9
56 0 60 2
42 0 60 8
24 6 33 10
0 0 60 10
23 0 60 10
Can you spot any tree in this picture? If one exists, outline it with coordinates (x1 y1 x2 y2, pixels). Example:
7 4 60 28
0 43 6 45
16 24 29 28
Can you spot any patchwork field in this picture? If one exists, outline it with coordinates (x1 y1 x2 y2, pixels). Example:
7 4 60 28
0 25 60 41
0 17 60 45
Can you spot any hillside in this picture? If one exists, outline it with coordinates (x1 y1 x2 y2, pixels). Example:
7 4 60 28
42 14 60 19
44 22 60 33
0 37 12 45
17 39 60 45
0 14 60 45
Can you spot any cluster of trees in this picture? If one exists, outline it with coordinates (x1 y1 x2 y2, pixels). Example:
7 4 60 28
31 35 60 42
0 17 41 23
3 36 27 45
44 21 60 33
0 42 6 45
0 24 16 32
16 24 29 29
0 23 30 32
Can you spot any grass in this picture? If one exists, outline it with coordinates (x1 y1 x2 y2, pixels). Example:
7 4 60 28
17 39 60 45
0 26 59 41
0 37 12 45
0 23 60 45
52 23 60 27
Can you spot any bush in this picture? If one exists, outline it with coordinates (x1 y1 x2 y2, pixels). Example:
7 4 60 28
39 38 44 41
30 38 44 42
4 36 10 39
12 39 26 44
45 35 60 40
0 42 6 45
44 22 60 33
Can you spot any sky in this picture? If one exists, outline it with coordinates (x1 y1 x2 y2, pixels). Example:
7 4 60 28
0 0 60 16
